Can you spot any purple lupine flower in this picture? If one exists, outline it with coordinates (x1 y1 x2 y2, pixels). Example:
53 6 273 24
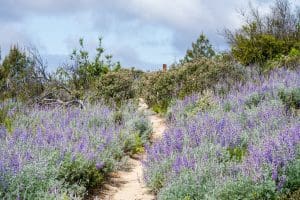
172 155 196 174
0 126 6 139
96 162 105 170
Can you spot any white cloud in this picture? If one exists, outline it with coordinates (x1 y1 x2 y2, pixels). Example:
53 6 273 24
1 0 298 69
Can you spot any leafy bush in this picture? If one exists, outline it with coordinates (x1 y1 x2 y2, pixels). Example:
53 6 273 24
140 70 177 113
231 32 290 66
157 171 208 200
226 0 300 68
66 37 120 92
94 68 143 106
279 156 300 198
217 178 277 200
244 92 265 108
141 57 244 113
58 154 104 190
278 87 300 111
265 48 300 71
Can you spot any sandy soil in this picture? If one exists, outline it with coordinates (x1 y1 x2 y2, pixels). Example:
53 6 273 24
91 99 166 200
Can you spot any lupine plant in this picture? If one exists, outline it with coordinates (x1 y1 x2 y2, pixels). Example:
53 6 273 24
0 102 152 199
144 68 300 199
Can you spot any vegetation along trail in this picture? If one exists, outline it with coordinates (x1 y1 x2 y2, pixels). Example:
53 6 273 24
95 99 166 200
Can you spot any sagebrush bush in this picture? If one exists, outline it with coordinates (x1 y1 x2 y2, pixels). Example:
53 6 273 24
140 57 244 113
94 68 143 106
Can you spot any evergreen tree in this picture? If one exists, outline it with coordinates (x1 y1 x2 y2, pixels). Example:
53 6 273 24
182 34 215 63
0 46 43 100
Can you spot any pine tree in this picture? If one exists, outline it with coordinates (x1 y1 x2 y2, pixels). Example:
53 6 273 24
183 34 215 63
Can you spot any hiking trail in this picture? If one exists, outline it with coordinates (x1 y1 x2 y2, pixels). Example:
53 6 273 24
92 98 166 200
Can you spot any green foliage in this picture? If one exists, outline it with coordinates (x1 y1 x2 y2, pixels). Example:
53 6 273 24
152 102 170 114
113 110 123 124
53 37 122 100
0 106 8 125
245 93 265 109
68 38 112 91
184 91 216 116
231 32 289 66
0 102 16 132
227 146 247 162
58 154 104 191
182 33 215 63
140 70 177 113
134 118 152 142
0 46 44 101
158 171 208 200
289 48 300 57
124 133 144 154
226 0 300 68
149 170 166 193
266 48 300 71
280 188 300 200
278 88 300 111
95 68 143 106
280 157 300 198
122 108 152 155
217 178 277 200
223 102 232 112
141 57 244 112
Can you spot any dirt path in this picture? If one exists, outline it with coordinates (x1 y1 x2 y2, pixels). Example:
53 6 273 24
92 99 166 200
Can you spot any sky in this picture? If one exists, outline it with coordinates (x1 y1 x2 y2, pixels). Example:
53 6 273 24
0 0 299 71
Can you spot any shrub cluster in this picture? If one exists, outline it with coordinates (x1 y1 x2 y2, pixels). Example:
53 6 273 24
226 0 300 70
140 57 245 113
94 68 143 106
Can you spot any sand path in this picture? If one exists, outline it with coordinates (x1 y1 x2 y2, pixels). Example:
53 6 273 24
92 99 166 200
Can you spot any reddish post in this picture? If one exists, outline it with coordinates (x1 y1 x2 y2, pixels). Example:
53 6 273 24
163 64 167 72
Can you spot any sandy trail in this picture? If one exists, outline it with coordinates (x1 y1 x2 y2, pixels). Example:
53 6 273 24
92 99 166 200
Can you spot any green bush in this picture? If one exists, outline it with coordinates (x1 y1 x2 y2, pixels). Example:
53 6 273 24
183 91 216 116
265 48 300 71
278 88 300 111
281 158 300 197
231 32 289 66
140 57 244 113
58 154 104 192
217 178 277 200
226 0 300 69
0 106 8 124
0 102 16 132
140 70 177 113
280 188 300 200
227 146 247 162
158 171 209 200
120 107 152 154
245 93 266 109
94 69 143 106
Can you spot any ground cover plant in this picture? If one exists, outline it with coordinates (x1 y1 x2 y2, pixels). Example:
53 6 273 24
144 68 300 199
0 102 152 199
